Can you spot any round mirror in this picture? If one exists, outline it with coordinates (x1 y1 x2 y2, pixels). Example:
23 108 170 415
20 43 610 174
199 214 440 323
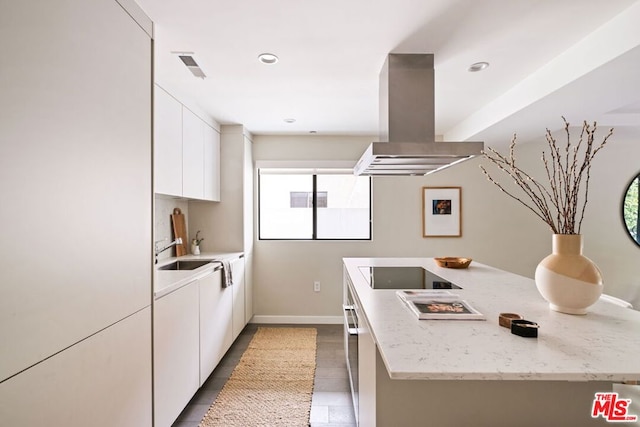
622 173 639 246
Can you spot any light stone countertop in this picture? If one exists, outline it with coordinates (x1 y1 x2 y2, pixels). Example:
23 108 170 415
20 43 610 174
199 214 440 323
344 257 640 382
154 252 243 299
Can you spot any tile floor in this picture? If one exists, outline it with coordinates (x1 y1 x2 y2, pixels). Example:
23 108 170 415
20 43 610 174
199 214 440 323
172 323 357 427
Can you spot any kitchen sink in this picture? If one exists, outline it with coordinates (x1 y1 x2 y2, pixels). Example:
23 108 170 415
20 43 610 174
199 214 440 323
158 260 213 271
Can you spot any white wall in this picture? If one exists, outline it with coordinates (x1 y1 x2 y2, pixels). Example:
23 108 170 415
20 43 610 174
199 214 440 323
189 125 250 253
252 130 640 320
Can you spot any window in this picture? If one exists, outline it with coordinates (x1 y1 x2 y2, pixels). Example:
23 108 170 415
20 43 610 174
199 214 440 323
259 168 371 240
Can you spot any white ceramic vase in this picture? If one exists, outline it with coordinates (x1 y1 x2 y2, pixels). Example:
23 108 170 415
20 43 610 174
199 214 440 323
534 234 603 315
191 243 200 255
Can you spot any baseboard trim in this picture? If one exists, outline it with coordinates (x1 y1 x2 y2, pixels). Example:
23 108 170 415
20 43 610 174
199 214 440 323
250 315 343 325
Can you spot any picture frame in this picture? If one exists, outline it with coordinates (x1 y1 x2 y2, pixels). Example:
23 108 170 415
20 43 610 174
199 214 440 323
422 186 461 237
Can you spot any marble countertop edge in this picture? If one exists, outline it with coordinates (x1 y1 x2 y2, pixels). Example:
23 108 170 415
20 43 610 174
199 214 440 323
344 257 640 382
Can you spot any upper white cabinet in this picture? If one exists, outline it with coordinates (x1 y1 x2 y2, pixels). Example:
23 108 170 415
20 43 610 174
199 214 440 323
154 85 220 201
182 107 205 199
154 87 183 197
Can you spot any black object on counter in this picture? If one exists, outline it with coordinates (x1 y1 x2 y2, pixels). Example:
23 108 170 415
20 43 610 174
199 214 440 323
511 319 539 338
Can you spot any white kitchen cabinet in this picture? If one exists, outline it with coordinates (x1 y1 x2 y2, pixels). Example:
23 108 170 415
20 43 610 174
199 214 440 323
0 307 152 427
182 106 205 199
154 86 183 197
153 86 220 201
204 123 221 201
199 268 232 385
231 257 247 340
2 0 153 423
154 281 200 427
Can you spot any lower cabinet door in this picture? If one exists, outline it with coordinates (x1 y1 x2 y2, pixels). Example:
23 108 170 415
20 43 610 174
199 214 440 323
154 282 200 427
199 269 232 385
0 307 152 427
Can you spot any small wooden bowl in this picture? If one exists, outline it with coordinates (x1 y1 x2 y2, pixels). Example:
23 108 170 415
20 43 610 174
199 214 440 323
498 312 524 328
434 257 472 269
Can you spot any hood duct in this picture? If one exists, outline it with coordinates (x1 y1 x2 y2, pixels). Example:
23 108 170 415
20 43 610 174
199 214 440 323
354 54 483 176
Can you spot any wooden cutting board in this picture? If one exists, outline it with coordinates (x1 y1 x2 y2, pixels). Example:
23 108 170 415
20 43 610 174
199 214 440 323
171 207 188 256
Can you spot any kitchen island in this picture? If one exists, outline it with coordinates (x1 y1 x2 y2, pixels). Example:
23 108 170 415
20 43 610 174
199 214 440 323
343 257 640 427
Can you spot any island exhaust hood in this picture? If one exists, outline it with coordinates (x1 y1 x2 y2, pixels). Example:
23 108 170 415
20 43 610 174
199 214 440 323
354 54 483 176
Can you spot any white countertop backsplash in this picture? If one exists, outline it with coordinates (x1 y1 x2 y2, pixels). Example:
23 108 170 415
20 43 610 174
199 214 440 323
344 257 640 382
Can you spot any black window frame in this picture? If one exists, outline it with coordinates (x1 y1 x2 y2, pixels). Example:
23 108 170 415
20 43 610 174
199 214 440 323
258 172 372 241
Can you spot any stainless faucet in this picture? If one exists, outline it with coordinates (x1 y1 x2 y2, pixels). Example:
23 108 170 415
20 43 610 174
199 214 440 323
154 237 183 262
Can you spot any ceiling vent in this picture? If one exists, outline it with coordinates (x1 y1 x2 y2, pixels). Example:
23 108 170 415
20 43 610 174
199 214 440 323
176 53 206 79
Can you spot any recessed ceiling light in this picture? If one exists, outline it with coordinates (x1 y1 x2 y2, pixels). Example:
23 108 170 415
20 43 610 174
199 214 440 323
258 53 279 64
468 61 490 72
283 118 296 123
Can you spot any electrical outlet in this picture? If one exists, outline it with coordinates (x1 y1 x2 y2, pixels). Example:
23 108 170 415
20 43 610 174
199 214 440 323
314 281 321 292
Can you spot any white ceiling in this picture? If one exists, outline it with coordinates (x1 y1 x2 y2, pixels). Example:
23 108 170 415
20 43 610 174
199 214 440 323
137 0 640 146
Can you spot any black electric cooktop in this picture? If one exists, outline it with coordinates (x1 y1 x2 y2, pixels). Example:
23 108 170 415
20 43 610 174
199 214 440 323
359 266 462 290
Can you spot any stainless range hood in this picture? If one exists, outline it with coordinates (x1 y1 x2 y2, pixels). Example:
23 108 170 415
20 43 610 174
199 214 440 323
354 54 483 176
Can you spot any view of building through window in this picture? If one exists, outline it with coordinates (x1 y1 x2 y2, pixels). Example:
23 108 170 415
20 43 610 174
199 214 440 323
290 191 328 208
259 172 371 240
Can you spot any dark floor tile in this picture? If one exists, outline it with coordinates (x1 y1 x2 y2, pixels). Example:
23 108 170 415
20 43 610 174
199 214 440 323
314 377 351 392
200 375 227 391
316 357 347 369
173 403 210 423
318 341 344 351
315 366 349 379
189 387 220 405
172 421 201 427
316 349 346 361
210 365 234 379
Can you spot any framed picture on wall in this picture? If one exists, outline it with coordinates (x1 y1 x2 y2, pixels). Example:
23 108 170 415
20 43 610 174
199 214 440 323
422 187 461 237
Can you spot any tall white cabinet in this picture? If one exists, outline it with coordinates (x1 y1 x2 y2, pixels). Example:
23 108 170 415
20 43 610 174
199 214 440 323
0 1 153 426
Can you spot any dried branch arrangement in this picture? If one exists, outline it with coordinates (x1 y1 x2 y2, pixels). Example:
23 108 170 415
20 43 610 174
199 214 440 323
480 117 613 234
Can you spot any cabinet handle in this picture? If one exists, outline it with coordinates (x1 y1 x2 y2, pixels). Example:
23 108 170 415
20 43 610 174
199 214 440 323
342 305 358 336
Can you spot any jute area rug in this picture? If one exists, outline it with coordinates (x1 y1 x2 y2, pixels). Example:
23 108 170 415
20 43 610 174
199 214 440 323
199 327 317 427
